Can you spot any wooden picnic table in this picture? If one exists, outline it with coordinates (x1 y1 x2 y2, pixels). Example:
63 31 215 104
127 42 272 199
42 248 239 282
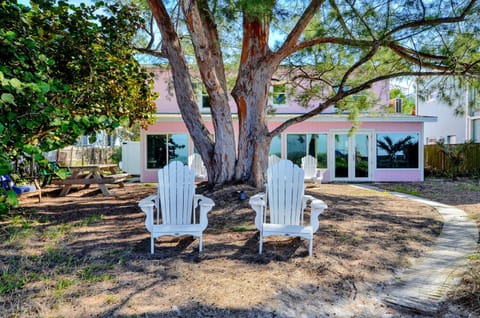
53 164 129 197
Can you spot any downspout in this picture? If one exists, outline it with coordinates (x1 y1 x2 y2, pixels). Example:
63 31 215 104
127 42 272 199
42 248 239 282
414 78 418 116
465 82 470 142
421 123 425 182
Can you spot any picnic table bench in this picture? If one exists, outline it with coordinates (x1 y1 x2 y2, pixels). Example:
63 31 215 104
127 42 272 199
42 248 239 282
52 164 129 196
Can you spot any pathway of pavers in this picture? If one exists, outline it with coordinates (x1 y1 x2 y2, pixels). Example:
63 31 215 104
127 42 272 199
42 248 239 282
360 186 479 314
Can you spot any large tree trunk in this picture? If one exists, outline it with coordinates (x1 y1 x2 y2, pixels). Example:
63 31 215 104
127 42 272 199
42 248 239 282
232 67 273 187
148 0 235 185
181 0 236 185
232 14 276 187
149 0 320 188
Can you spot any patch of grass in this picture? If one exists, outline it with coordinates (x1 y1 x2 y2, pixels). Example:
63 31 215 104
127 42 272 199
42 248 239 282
333 229 358 242
231 224 256 232
79 265 114 283
467 253 480 261
45 247 76 267
79 214 104 227
54 277 76 297
43 223 74 241
430 220 444 236
0 267 29 295
5 226 36 244
385 185 423 197
460 263 480 307
103 247 132 265
104 294 119 304
4 215 39 243
38 215 50 224
456 183 480 192
468 213 479 221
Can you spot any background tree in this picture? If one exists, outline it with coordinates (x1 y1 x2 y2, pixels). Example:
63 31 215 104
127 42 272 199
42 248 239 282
389 87 416 114
0 0 157 170
140 0 479 187
436 140 473 179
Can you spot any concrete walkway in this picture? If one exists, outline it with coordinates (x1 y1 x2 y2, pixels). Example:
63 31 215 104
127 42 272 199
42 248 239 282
360 186 479 314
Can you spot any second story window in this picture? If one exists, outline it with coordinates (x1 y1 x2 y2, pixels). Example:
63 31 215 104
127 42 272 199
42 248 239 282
193 82 211 112
469 87 479 116
271 83 287 107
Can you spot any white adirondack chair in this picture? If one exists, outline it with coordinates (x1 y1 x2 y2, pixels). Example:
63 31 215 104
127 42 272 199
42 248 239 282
301 155 321 183
249 159 328 256
188 153 207 181
268 155 281 167
138 161 215 254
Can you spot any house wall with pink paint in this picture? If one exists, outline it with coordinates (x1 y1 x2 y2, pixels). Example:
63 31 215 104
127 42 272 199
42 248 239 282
147 67 390 115
140 67 436 183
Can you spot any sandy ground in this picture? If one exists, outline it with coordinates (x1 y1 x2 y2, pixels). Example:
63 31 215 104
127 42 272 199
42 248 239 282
0 179 478 317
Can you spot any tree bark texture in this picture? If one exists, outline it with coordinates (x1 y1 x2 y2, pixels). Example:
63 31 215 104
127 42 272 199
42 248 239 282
232 14 276 187
148 0 236 185
181 0 236 184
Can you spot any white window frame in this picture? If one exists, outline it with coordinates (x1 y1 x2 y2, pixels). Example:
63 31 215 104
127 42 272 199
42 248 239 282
193 81 211 112
270 83 287 108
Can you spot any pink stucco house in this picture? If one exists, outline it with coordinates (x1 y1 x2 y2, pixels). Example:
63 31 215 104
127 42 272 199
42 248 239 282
140 67 436 183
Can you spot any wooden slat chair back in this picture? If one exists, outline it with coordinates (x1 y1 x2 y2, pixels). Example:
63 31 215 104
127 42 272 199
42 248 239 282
249 159 328 256
267 160 305 226
157 161 195 225
188 153 207 181
301 155 321 183
268 155 281 167
139 161 214 254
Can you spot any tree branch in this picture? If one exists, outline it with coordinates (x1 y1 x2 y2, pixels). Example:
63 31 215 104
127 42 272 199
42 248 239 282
276 0 478 64
147 0 214 154
182 0 228 92
339 43 380 90
273 0 326 63
329 0 354 38
384 0 478 38
269 69 469 137
134 47 167 58
345 0 376 40
388 42 453 71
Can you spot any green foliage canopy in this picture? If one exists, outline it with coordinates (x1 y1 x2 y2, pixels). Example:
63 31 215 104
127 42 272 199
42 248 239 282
0 0 156 162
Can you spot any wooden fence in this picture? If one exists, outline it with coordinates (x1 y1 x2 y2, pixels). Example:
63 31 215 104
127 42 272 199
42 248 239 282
56 146 118 167
424 143 480 176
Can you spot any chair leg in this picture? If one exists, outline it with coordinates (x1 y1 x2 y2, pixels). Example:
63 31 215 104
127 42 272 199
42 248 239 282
308 237 313 257
259 234 263 255
199 235 203 252
151 235 154 255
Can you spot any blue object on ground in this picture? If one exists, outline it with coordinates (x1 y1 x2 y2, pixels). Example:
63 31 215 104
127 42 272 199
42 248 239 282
1 174 37 194
12 185 37 195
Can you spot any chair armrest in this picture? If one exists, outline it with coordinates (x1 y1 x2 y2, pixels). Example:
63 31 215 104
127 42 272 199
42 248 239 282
194 194 215 208
138 194 158 232
249 193 266 205
139 194 157 209
302 194 316 211
194 194 215 230
303 194 316 202
310 199 328 233
249 193 266 231
312 199 328 211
